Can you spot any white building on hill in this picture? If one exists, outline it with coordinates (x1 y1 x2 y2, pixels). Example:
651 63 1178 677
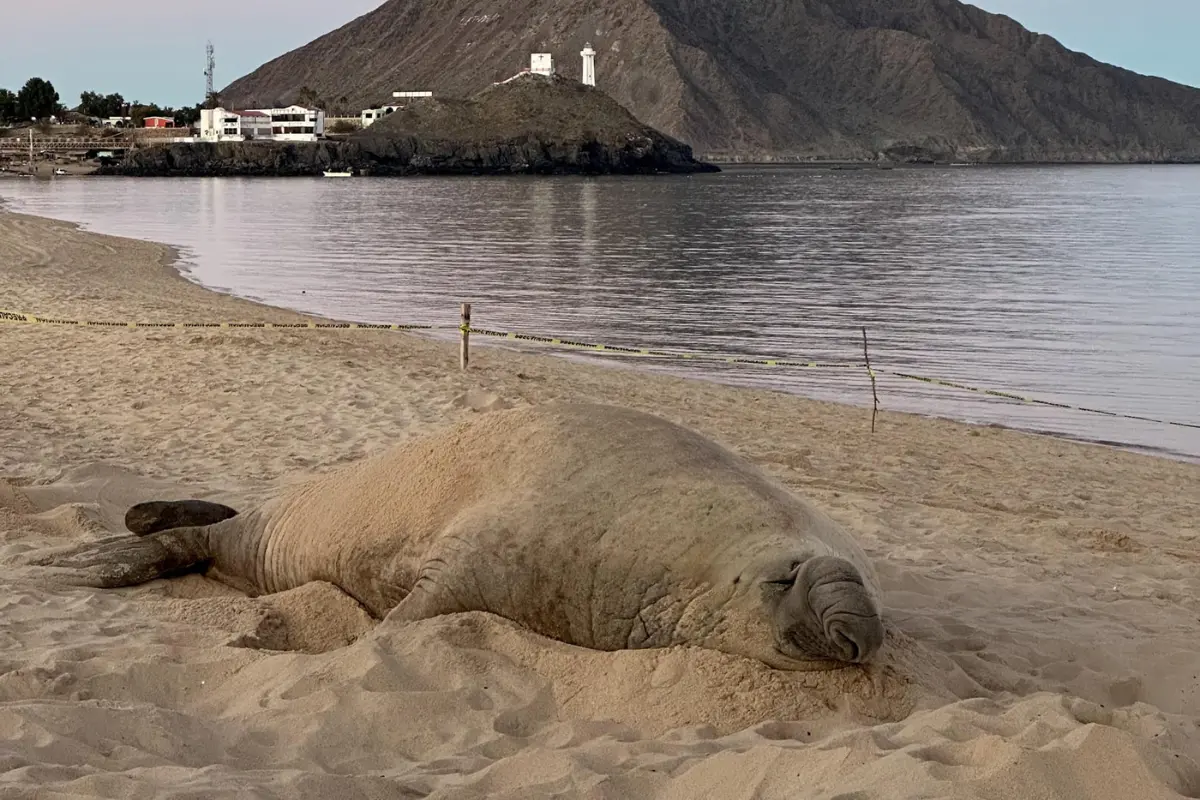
199 108 271 141
361 91 433 128
199 106 324 142
530 53 554 76
498 51 606 87
361 106 399 127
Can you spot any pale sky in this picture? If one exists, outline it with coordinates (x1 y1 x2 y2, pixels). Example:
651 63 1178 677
1 0 1196 108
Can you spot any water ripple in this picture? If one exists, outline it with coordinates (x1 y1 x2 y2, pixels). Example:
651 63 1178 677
3 165 1198 461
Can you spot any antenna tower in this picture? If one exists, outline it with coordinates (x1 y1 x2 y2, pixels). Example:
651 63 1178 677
204 41 216 105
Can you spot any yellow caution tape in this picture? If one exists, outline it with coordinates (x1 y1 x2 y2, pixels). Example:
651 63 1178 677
0 309 436 331
0 310 861 369
467 326 863 369
882 370 1200 430
4 307 1196 430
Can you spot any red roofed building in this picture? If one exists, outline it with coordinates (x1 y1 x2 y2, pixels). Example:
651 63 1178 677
143 116 176 128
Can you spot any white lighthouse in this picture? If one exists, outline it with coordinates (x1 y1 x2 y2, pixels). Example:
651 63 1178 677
581 42 597 87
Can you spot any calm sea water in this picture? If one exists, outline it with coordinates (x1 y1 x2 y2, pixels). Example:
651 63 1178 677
3 166 1198 461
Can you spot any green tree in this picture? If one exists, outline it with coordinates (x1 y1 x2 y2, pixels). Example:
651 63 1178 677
78 91 126 119
78 91 99 116
105 92 126 117
0 89 17 123
174 104 202 127
17 77 59 120
129 102 169 126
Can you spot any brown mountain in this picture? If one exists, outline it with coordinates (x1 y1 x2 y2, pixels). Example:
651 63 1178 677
221 0 1200 162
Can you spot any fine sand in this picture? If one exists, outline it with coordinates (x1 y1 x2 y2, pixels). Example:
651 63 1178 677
1 207 1198 799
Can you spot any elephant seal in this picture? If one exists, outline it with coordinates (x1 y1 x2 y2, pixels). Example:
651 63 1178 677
33 403 884 668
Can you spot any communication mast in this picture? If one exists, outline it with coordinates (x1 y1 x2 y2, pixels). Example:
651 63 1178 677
204 41 216 106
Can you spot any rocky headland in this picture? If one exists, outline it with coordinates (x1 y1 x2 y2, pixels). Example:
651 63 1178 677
99 75 717 177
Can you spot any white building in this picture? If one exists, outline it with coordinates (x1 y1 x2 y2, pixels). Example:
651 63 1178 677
199 108 271 141
494 53 565 86
263 105 325 140
530 53 554 76
581 43 596 86
361 92 433 127
198 106 324 142
361 105 400 127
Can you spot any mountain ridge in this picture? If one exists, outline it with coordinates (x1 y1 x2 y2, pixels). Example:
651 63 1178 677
221 0 1200 162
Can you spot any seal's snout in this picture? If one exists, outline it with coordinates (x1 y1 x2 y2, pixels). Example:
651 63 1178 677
825 612 884 664
777 555 884 665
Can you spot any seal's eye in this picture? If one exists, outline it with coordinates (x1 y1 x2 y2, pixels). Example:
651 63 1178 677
764 560 802 586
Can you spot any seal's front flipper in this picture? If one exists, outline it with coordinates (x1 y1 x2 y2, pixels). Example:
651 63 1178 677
125 500 239 536
26 529 211 588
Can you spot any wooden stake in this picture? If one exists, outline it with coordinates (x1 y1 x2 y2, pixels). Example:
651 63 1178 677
460 303 471 370
862 327 879 433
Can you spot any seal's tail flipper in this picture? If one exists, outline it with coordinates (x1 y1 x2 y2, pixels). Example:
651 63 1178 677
24 529 211 588
125 499 239 536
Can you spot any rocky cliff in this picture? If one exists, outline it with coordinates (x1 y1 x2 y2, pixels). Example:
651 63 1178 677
100 75 716 177
220 0 1200 162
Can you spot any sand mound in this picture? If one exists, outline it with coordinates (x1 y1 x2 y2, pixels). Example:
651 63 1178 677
145 581 377 654
450 388 512 413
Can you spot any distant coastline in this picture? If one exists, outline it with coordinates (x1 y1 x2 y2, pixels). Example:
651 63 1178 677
701 155 1200 167
94 138 717 178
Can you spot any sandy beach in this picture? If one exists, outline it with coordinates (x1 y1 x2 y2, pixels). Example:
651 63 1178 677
1 206 1198 799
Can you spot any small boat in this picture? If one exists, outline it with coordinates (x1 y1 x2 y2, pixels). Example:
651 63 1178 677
323 170 353 178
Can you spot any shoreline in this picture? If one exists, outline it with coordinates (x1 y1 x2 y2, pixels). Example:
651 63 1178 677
1 193 1194 466
703 158 1200 167
1 205 1199 797
3 200 1195 541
